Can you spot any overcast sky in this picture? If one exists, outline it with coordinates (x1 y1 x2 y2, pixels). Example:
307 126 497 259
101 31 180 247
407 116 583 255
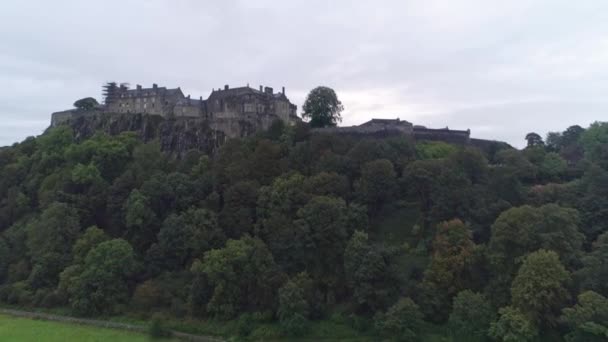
1 0 608 147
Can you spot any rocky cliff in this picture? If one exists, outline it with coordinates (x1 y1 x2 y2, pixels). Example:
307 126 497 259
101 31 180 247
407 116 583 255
52 112 227 156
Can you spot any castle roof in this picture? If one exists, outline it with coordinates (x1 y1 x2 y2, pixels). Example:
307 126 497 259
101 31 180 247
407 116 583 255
120 86 183 98
208 85 289 101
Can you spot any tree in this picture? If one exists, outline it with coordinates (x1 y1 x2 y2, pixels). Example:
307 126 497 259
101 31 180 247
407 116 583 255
219 181 259 238
374 297 424 342
511 250 570 326
303 172 350 199
525 132 544 147
277 277 310 336
26 202 81 289
448 290 495 340
302 86 344 128
62 239 137 316
73 97 99 111
71 226 109 264
560 291 608 342
124 189 158 253
355 159 397 213
199 235 284 319
488 204 583 278
495 149 537 182
292 196 351 292
575 232 608 297
540 152 567 181
154 208 224 271
489 306 538 342
344 231 398 312
420 220 476 319
580 121 608 167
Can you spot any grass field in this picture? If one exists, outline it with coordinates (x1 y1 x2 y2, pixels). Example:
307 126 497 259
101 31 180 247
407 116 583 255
0 314 175 342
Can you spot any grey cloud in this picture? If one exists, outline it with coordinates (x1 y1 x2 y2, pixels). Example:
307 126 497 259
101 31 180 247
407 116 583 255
1 0 608 147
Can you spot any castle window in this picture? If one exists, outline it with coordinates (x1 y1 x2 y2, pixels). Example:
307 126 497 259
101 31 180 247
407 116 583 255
244 103 255 112
144 103 147 109
152 98 155 103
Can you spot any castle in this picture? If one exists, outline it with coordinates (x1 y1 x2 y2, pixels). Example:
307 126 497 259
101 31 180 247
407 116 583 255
52 82 300 138
50 82 496 153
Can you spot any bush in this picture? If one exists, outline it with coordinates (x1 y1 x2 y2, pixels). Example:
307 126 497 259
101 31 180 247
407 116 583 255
148 315 172 339
280 313 309 337
374 297 424 342
236 313 255 337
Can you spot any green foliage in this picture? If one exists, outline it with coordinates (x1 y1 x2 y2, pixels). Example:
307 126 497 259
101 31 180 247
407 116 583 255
448 290 495 340
198 235 284 319
488 204 583 278
73 97 99 110
511 250 570 326
355 159 397 212
344 231 399 312
71 226 109 264
2 119 608 341
561 291 608 342
277 277 310 336
539 152 567 181
374 297 424 342
575 232 608 297
153 208 224 271
525 132 544 147
26 202 81 289
489 306 538 342
580 121 608 168
148 314 173 339
62 239 137 316
420 220 476 320
302 86 344 128
415 141 458 160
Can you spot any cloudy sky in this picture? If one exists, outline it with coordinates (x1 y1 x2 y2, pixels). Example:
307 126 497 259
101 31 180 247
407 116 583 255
1 0 608 147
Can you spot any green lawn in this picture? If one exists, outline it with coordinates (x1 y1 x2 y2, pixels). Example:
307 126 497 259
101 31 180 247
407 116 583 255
0 314 174 342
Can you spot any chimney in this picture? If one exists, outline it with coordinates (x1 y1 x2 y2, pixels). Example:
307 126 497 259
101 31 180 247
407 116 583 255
200 96 203 100
259 85 263 92
224 84 229 90
136 84 142 90
152 83 157 89
282 86 285 95
264 86 273 94
187 94 190 99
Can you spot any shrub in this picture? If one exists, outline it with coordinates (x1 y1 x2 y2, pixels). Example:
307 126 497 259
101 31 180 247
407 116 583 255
148 315 172 339
374 297 424 342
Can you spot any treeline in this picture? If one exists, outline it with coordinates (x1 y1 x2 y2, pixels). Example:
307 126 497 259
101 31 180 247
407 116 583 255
0 120 607 341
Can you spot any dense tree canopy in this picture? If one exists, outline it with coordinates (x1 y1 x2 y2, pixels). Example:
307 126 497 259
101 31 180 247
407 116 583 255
0 119 606 340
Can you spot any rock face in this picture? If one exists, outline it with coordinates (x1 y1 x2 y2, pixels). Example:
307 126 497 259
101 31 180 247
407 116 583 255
56 112 227 156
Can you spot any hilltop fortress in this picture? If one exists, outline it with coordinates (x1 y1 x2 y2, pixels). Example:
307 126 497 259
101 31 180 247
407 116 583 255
52 82 300 138
51 82 506 154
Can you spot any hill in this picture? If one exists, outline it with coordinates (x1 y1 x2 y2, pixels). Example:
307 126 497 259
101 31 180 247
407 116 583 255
0 117 607 341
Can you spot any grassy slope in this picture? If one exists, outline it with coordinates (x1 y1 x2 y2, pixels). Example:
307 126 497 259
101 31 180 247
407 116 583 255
0 314 175 342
